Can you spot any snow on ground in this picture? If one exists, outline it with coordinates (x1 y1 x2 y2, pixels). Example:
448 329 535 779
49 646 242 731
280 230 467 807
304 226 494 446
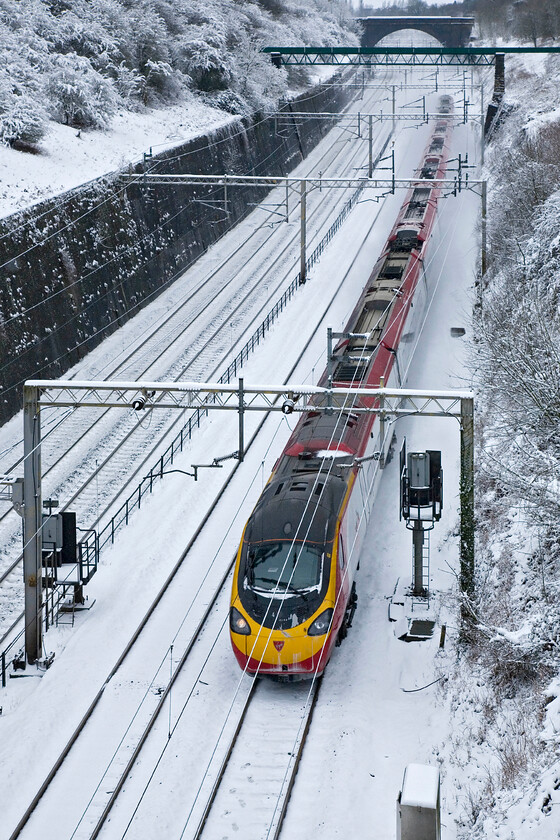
0 100 235 216
1 39 559 840
0 99 232 218
0 70 487 838
8 54 559 840
284 168 479 840
0 69 338 219
14 57 560 840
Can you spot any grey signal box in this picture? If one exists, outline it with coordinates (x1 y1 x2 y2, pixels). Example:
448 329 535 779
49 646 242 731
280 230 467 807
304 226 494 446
409 452 430 485
399 440 444 596
397 763 441 840
42 513 63 549
41 511 77 564
408 452 431 509
400 441 443 524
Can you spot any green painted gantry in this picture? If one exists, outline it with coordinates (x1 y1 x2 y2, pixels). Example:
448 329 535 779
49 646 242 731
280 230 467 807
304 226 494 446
263 46 560 67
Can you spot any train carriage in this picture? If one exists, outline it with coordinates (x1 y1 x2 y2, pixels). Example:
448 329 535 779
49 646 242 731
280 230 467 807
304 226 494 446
230 96 454 679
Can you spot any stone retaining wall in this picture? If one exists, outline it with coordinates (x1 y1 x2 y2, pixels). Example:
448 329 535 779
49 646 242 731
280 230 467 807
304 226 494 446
0 75 354 424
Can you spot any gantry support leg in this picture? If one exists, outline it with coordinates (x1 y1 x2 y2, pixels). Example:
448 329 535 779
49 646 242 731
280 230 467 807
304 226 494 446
460 397 475 595
23 384 43 663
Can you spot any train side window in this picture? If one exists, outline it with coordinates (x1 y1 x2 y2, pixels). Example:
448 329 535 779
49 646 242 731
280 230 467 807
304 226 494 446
339 535 345 569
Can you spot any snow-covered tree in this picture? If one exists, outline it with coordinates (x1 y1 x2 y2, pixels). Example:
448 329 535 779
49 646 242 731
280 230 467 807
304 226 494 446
176 32 230 92
45 52 117 128
0 85 47 147
0 0 359 137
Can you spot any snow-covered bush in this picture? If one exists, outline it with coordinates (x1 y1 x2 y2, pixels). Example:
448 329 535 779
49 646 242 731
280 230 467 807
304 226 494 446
453 54 560 837
0 91 47 147
0 29 48 146
108 60 144 107
476 62 560 530
0 0 359 136
229 33 288 114
177 34 230 92
45 53 117 128
256 0 286 16
49 8 118 69
138 59 177 105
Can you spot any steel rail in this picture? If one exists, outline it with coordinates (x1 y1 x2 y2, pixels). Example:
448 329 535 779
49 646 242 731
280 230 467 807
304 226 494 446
0 81 358 487
269 678 322 840
50 117 388 526
0 167 375 666
73 178 394 839
0 166 363 646
7 460 244 840
191 679 321 840
0 66 378 495
191 679 260 840
86 562 242 840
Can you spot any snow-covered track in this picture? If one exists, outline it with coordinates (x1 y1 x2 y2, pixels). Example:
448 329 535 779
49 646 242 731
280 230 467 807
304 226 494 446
192 678 320 840
0 85 387 540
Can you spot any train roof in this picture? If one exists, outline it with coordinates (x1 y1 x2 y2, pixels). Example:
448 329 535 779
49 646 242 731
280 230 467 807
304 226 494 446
245 468 348 546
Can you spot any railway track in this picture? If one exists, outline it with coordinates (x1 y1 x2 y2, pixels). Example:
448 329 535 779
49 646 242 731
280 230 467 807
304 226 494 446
191 678 321 840
0 71 399 643
0 62 482 840
6 164 394 840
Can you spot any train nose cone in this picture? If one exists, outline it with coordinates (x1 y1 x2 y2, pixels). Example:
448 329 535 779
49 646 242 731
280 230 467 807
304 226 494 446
273 640 284 651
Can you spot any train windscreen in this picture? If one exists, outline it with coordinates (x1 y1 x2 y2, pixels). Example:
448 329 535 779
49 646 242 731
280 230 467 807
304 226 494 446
247 542 323 593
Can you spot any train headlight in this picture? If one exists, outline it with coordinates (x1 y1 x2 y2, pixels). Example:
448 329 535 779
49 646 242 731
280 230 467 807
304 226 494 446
230 606 251 635
307 608 333 636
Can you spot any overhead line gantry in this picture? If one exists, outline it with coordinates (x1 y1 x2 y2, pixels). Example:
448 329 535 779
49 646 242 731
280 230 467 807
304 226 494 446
263 45 560 67
18 378 475 663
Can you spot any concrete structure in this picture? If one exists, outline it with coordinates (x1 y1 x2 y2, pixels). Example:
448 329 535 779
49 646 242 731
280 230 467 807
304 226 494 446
358 16 475 49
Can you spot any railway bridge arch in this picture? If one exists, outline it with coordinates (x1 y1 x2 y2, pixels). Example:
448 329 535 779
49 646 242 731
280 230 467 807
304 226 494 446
358 16 475 49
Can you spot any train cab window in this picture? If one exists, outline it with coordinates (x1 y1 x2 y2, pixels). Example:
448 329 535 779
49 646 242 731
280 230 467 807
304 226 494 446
246 542 323 593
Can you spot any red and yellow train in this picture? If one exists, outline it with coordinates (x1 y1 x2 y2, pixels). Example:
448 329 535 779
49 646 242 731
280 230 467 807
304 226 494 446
230 96 454 679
